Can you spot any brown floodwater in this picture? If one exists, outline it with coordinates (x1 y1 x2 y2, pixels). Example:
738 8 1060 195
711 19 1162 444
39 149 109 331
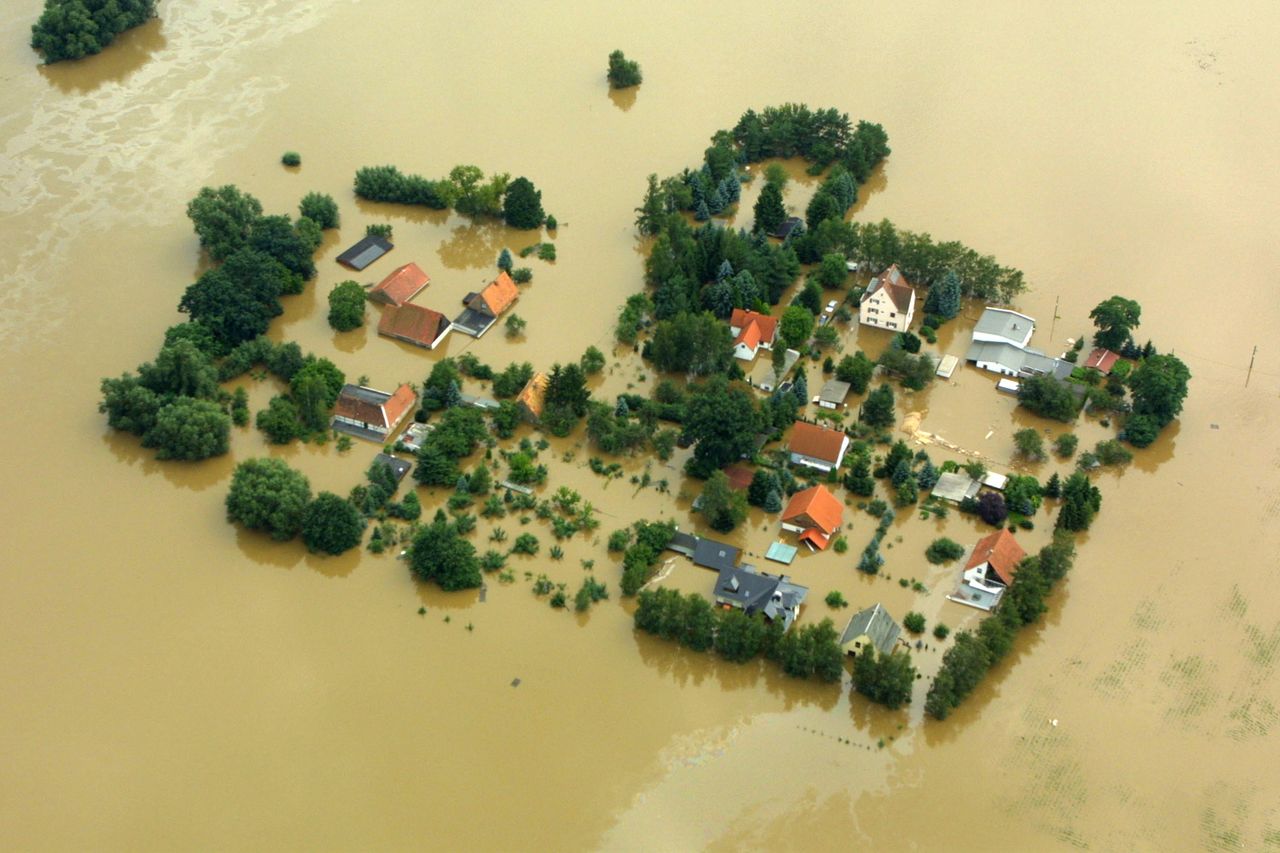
3 0 1279 849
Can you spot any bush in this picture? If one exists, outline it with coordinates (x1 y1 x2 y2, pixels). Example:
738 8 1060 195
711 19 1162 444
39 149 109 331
903 612 926 633
1094 439 1133 466
511 533 539 555
327 280 366 331
1013 428 1046 461
299 192 339 229
1054 433 1078 458
537 243 556 261
933 623 950 640
512 267 533 284
925 537 965 564
606 49 643 89
824 590 848 608
281 151 301 167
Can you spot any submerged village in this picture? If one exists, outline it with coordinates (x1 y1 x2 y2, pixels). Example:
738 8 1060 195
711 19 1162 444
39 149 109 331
99 102 1191 719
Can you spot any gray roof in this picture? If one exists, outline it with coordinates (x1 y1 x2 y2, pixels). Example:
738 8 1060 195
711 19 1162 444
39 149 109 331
818 379 851 403
972 307 1035 344
373 453 412 483
965 340 1071 379
692 538 741 572
771 217 803 239
667 531 699 557
339 384 391 406
932 471 980 503
713 566 807 630
841 604 901 655
336 235 393 270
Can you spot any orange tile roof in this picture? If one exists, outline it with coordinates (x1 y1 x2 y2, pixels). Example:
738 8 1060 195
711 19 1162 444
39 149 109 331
384 384 417 431
735 320 762 351
515 372 549 419
964 529 1027 586
333 384 418 431
730 309 778 343
370 262 430 306
472 270 519 316
788 421 848 464
781 484 843 535
867 264 914 313
378 303 449 348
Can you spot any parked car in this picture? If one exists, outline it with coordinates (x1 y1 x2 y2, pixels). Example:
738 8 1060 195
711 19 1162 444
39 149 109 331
824 300 839 313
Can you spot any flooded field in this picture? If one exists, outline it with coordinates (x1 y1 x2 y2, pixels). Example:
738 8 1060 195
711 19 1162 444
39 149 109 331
2 0 1279 849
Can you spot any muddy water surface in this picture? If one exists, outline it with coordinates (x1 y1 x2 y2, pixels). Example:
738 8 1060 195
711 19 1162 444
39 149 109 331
2 1 1279 850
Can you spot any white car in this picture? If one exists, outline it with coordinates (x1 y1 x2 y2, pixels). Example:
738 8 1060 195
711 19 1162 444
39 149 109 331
824 300 839 313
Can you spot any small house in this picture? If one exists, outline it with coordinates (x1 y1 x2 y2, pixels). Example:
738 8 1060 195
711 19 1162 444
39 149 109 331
950 529 1027 611
372 453 412 484
770 217 803 240
515 372 549 423
931 471 980 503
936 354 959 379
816 379 851 410
368 262 430 307
712 565 808 632
840 604 902 656
377 303 452 350
336 234 393 271
332 384 417 441
780 484 843 550
966 340 1071 380
452 271 519 338
728 309 779 361
787 421 850 472
1084 348 1121 374
858 264 916 332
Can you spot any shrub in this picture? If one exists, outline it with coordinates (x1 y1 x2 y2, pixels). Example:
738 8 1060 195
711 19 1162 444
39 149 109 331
606 49 643 89
299 192 339 229
281 151 301 167
1054 433 1078 457
933 623 951 640
925 537 965 564
511 533 540 555
537 243 556 261
512 267 533 284
903 612 926 633
977 491 1008 526
1013 428 1046 461
505 314 526 338
1094 439 1133 466
327 280 366 331
825 590 848 608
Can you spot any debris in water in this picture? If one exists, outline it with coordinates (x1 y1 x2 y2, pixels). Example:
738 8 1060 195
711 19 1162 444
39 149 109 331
984 430 994 440
511 678 521 688
479 585 487 602
1051 719 1059 727
1210 423 1219 430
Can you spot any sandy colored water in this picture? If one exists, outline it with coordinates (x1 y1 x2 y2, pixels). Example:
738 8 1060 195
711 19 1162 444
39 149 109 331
1 1 1279 849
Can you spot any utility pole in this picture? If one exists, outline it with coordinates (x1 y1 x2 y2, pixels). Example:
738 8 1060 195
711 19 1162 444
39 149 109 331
1246 345 1257 387
1048 295 1061 345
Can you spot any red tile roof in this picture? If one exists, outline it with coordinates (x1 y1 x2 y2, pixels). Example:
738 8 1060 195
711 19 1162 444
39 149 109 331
378 303 449 348
369 263 430 306
333 384 418 432
383 384 417 431
515 372 549 420
730 309 778 344
723 464 755 492
866 264 914 313
788 421 848 465
782 484 843 535
964 529 1027 586
471 270 519 317
1084 348 1121 374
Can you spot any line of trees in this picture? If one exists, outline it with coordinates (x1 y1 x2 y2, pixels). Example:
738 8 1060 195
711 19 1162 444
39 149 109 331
31 0 155 63
634 587 845 683
925 532 1077 719
353 164 548 229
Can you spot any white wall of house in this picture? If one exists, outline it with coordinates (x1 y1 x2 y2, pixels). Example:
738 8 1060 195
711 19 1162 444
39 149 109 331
780 521 806 534
858 287 914 332
733 342 758 361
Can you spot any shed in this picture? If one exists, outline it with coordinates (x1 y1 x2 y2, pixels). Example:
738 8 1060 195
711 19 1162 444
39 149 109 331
336 235 393 270
936 354 959 379
817 379 851 409
932 471 980 503
981 471 1008 491
770 217 803 240
373 453 412 483
764 542 798 565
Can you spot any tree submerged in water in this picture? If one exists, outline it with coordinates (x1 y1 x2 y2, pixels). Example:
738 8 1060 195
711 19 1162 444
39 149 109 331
31 0 156 64
606 50 642 89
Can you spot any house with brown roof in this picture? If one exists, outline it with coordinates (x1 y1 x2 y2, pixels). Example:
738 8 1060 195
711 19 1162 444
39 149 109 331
787 421 850 472
947 528 1028 611
515 372 549 423
859 264 916 332
331 383 417 441
780 484 843 550
1084 347 1121 374
369 263 430 307
728 309 779 361
453 271 519 338
377 303 452 350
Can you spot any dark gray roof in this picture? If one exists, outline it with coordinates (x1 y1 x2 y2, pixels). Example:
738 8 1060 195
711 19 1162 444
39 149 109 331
713 566 808 631
692 538 740 572
818 379 851 403
339 384 392 406
771 217 803 239
373 453 412 482
841 604 901 655
667 531 700 557
336 235 393 270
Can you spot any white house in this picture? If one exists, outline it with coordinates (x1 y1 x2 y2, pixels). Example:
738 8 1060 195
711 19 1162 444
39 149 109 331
965 307 1071 380
728 309 779 361
858 264 916 332
787 421 850 472
970 307 1035 347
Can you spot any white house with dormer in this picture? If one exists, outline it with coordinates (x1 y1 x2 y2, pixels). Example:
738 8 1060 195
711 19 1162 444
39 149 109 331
858 264 916 332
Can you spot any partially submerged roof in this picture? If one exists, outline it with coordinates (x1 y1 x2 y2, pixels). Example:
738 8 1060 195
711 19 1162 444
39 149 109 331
1084 347 1121 374
378 302 450 347
932 471 980 503
667 530 700 557
781 484 843 535
981 471 1008 491
722 464 755 492
818 379 851 405
713 566 807 630
692 538 741 572
515 372 549 420
862 264 914 313
370 263 430 306
372 453 412 483
788 421 848 464
469 270 519 317
936 354 959 379
336 235 393 270
965 528 1027 586
333 383 417 431
841 604 902 655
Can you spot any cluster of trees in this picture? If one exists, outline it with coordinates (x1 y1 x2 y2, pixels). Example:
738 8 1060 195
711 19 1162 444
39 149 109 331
647 311 734 375
353 164 547 229
747 468 788 513
925 533 1076 719
606 49 642 89
327 280 366 331
181 185 323 350
834 351 876 393
859 383 896 429
253 356 345 444
856 506 896 574
585 395 678 459
408 510 482 591
680 376 785 477
852 646 918 709
30 0 155 63
413 408 488 487
877 345 935 391
614 519 677 595
634 587 845 682
730 105 890 179
1123 354 1191 448
224 457 369 556
539 361 592 436
696 470 748 532
1017 375 1081 422
1057 471 1102 531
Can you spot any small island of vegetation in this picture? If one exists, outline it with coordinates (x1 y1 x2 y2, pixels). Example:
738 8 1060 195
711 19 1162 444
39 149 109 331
31 0 156 64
